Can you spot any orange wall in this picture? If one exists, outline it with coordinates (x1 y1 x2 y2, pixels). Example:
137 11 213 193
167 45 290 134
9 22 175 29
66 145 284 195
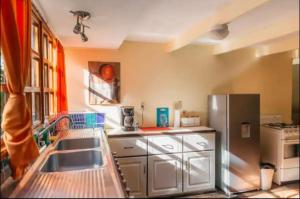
65 41 294 127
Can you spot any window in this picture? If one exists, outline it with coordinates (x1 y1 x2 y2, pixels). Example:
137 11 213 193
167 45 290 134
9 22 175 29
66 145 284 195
0 50 8 136
0 5 58 134
42 33 56 119
0 4 59 158
25 15 42 126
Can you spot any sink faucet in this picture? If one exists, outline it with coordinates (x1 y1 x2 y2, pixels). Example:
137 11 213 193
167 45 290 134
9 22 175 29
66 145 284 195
38 115 74 145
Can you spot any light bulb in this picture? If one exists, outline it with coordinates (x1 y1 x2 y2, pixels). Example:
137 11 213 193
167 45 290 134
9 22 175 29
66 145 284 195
73 16 81 34
81 33 88 42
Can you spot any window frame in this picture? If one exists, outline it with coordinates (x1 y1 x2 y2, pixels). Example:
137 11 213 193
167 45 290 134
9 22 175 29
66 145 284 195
0 4 58 135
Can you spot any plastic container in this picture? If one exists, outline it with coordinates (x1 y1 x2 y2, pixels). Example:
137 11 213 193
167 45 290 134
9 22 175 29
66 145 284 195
181 117 200 127
260 163 276 190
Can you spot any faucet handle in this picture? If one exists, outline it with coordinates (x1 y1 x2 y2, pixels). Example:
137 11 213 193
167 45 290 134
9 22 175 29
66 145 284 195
38 134 45 147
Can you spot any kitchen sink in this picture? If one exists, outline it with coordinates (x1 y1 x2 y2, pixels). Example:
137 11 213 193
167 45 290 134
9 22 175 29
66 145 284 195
40 150 103 172
55 137 100 151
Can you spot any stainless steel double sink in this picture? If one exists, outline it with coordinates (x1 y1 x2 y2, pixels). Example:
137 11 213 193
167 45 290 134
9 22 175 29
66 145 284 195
41 137 104 173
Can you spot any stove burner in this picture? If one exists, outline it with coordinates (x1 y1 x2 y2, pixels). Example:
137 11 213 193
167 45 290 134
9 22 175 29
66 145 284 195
266 123 298 128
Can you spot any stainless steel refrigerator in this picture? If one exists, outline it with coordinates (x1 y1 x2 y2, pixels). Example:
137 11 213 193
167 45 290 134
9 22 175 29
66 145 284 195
208 94 260 195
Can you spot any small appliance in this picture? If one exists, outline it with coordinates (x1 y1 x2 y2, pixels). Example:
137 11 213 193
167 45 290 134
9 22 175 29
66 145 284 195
120 106 135 131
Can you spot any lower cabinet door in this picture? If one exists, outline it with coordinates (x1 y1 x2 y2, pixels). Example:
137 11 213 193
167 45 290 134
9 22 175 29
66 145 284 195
118 156 147 198
183 151 215 193
148 153 182 197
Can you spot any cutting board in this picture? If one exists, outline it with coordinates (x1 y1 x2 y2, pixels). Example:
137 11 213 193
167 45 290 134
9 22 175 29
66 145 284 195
140 127 171 131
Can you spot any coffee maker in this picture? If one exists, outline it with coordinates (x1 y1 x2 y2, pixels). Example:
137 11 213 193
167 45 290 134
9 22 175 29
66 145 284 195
120 106 135 131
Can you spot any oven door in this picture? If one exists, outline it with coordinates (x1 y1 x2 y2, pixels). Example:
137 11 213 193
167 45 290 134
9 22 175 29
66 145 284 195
280 139 299 182
282 139 300 168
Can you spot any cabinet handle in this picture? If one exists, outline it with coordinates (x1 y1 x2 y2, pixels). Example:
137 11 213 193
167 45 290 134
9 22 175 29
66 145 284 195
143 165 146 174
196 142 206 147
162 144 174 150
186 161 189 170
124 146 134 149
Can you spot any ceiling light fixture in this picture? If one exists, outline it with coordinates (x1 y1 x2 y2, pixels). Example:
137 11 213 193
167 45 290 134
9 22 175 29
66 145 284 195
209 24 229 40
80 25 89 42
73 16 81 34
70 10 91 42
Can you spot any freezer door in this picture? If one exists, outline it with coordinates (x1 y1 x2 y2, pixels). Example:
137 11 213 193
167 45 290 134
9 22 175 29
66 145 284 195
228 94 260 193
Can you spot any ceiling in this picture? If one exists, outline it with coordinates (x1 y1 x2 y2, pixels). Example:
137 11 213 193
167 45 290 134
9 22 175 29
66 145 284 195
34 0 299 50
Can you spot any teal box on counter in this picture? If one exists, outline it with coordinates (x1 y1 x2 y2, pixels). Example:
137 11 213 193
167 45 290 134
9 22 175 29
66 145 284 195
156 107 169 127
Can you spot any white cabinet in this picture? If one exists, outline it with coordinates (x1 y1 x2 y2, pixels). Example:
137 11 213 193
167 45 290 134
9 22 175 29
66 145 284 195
108 131 215 197
183 151 215 193
148 153 182 197
118 157 147 198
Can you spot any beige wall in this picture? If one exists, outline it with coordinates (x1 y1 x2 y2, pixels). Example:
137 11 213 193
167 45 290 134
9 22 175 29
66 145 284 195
65 41 294 127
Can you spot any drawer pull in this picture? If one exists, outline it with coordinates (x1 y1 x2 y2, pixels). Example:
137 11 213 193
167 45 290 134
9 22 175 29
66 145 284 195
162 144 174 150
124 146 134 149
196 142 207 147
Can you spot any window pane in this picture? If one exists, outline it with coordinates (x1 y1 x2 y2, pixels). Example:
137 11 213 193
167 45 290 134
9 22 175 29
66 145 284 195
0 50 5 84
0 92 8 135
50 93 54 115
44 64 48 88
32 59 40 87
43 35 48 59
31 24 39 52
44 93 49 116
33 93 41 122
48 42 53 63
25 92 32 119
49 67 53 89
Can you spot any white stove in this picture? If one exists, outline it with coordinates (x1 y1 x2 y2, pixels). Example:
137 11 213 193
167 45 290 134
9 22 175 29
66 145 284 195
261 123 299 185
263 123 299 140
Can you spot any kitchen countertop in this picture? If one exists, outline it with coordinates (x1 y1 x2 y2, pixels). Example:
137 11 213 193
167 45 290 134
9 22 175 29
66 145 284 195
106 126 215 138
9 129 125 198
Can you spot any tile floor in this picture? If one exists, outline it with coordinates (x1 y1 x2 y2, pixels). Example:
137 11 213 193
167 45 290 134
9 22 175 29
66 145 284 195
182 182 299 198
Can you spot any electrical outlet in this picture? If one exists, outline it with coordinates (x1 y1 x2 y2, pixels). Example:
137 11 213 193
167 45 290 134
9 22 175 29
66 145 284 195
141 101 145 110
174 100 182 110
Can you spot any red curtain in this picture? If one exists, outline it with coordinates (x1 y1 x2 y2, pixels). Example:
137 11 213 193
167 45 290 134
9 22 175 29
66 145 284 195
56 41 68 113
0 0 39 179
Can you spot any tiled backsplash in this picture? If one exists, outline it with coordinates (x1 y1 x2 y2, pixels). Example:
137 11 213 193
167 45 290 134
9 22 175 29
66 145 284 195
69 112 105 129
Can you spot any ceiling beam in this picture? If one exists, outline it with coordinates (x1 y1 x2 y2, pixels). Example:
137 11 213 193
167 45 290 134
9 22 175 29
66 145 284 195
165 0 270 52
214 16 299 55
255 34 299 57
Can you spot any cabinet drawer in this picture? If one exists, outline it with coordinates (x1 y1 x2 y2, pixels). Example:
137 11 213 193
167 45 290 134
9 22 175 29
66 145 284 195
148 135 182 155
109 137 147 157
183 133 215 152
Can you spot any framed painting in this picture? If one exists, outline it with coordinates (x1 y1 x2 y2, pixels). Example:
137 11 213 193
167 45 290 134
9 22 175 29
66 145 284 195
88 61 120 105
